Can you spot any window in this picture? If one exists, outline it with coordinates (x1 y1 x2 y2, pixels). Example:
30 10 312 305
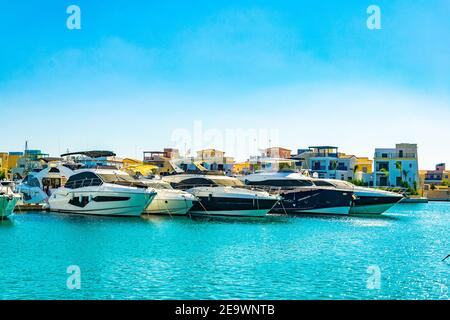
313 180 335 187
247 179 314 187
28 177 40 188
65 172 102 189
171 178 216 189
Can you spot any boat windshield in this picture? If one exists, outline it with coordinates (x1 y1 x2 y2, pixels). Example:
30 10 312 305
246 179 314 187
209 178 244 187
141 180 173 190
98 174 147 188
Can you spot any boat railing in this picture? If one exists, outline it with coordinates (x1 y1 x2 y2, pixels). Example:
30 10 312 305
172 183 271 193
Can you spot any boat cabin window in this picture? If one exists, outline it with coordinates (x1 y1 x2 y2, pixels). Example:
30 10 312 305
171 177 216 189
312 180 335 187
42 178 62 189
246 179 314 187
142 181 173 189
24 176 41 188
65 172 102 189
209 178 244 187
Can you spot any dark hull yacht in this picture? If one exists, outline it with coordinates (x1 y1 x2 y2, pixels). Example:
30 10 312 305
242 171 354 215
314 179 403 215
162 174 280 217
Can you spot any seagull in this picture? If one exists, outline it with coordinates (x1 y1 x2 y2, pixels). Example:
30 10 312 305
442 254 450 262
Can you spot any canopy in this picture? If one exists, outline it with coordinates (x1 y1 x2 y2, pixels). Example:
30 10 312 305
61 151 116 158
123 164 159 176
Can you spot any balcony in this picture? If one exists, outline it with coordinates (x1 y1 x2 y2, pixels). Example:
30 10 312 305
309 152 338 158
374 152 416 159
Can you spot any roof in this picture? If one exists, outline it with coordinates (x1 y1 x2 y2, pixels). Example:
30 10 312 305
61 151 116 158
309 146 338 149
197 149 225 153
40 157 63 163
264 147 292 151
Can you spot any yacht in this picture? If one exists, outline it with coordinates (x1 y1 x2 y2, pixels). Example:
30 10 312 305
17 162 76 204
242 171 355 215
0 181 21 219
162 174 280 217
313 179 403 215
48 169 156 217
138 178 196 216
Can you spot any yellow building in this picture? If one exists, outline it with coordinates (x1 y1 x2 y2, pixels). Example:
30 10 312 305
354 157 373 174
232 162 251 174
0 152 23 179
0 152 8 178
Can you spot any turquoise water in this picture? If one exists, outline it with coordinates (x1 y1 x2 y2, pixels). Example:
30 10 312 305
0 202 449 300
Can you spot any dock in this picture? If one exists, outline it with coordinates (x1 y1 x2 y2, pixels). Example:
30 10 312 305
14 203 47 212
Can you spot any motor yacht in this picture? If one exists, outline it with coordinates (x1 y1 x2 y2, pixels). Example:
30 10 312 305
138 178 196 216
242 171 354 215
48 169 156 217
16 162 76 204
162 174 280 217
0 181 21 219
313 179 403 215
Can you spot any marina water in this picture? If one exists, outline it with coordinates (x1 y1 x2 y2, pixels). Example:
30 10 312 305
0 202 449 300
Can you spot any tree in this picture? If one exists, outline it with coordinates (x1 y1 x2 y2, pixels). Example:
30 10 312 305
330 161 337 179
0 171 5 180
442 180 449 187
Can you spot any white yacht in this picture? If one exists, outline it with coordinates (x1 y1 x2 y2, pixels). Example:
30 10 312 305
139 178 196 216
0 181 21 219
17 162 76 204
162 174 280 217
49 169 156 217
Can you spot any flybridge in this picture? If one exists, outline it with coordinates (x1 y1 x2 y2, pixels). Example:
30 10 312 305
60 151 116 159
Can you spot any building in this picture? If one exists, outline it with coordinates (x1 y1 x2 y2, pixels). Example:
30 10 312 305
0 152 8 178
143 148 180 175
353 157 373 184
0 152 24 179
261 147 292 159
195 149 234 172
373 143 419 189
292 146 373 184
423 163 449 186
11 150 49 179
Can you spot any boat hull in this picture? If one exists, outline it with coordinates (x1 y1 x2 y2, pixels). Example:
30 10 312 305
49 187 155 217
188 187 279 217
0 196 19 218
270 188 353 215
350 192 403 215
144 190 195 215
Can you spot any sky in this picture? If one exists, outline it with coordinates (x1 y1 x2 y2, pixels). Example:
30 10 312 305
0 0 449 168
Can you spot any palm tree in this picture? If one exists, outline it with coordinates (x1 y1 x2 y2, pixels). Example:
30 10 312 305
353 164 359 179
380 168 389 186
330 161 337 179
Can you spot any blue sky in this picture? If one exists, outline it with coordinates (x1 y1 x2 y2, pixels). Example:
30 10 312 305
0 0 449 168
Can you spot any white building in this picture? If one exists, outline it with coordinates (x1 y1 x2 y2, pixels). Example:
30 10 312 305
373 143 419 189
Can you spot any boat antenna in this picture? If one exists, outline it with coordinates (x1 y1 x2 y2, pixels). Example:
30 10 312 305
442 254 450 262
